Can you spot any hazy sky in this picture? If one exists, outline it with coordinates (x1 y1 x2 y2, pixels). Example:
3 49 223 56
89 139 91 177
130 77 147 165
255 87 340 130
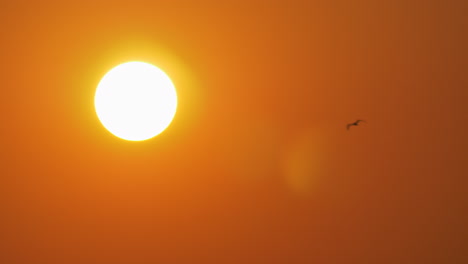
1 1 467 263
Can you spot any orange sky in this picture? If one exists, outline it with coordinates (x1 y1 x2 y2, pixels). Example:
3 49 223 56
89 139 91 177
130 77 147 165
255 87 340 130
1 0 467 263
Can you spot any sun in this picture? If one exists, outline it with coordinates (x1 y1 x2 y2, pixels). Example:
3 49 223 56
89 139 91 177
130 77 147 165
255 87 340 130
94 61 178 141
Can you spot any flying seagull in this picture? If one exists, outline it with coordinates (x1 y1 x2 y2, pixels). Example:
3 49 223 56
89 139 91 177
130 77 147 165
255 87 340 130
347 119 366 130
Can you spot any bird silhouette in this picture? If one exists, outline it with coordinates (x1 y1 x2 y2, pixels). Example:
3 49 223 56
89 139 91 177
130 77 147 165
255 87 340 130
347 119 366 130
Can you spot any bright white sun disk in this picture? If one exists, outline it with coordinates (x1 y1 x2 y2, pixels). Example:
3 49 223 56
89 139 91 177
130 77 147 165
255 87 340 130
94 61 177 141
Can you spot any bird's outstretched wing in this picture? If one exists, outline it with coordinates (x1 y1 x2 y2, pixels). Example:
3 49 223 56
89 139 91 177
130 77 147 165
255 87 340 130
356 119 366 124
346 123 352 130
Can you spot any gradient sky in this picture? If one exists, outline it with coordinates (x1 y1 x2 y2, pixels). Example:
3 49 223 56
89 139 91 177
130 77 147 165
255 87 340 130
1 0 467 263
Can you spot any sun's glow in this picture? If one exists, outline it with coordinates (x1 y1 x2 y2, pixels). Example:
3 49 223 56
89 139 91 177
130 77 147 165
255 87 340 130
94 61 177 141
